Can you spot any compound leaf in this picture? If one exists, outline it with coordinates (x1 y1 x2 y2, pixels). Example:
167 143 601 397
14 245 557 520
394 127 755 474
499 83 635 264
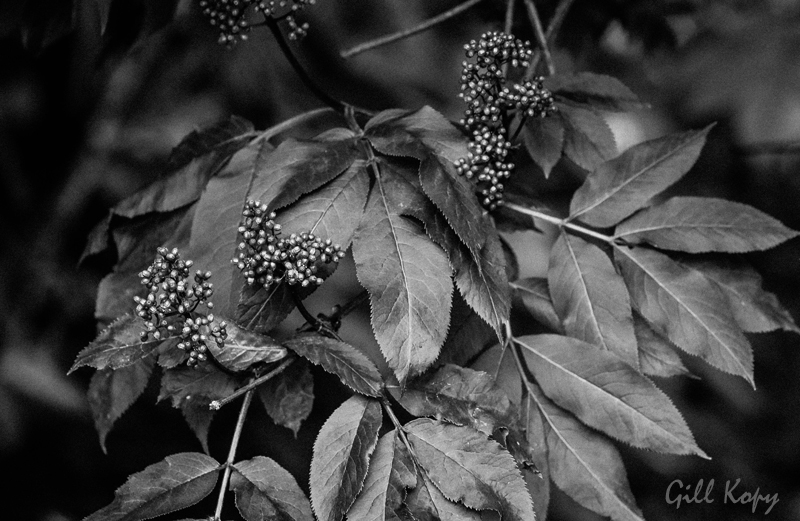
683 258 800 334
84 452 221 521
310 396 382 521
352 161 453 384
522 378 644 521
516 334 706 456
230 456 314 521
634 314 694 379
257 359 314 437
522 115 565 178
285 334 383 397
88 356 155 453
510 277 563 333
546 72 642 112
569 127 710 227
548 232 638 367
558 103 617 172
615 196 799 253
347 430 416 521
615 246 754 385
405 419 535 521
70 314 165 373
207 322 288 373
400 365 515 436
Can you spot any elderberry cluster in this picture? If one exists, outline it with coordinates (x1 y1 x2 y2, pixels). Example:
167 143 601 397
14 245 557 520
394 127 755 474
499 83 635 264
256 0 316 40
198 0 316 45
233 200 345 288
455 32 556 210
134 247 228 367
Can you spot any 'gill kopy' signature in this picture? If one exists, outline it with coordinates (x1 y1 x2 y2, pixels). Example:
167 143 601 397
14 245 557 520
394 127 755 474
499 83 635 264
666 478 778 515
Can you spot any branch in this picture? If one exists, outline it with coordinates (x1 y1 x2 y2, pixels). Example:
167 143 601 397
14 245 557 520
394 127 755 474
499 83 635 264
503 202 615 243
525 0 576 79
340 0 485 59
523 0 555 75
209 356 296 410
501 0 517 76
213 386 255 521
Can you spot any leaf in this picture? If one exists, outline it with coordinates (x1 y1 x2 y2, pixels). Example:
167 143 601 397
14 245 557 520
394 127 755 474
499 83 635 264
510 278 564 333
683 258 800 334
614 196 799 253
436 293 496 366
634 313 694 379
70 314 165 373
158 363 242 408
545 72 642 112
615 245 754 384
277 159 371 250
113 116 253 218
88 356 155 454
235 280 296 335
400 365 515 436
569 127 711 227
248 135 359 212
352 161 453 383
547 232 638 367
207 322 288 373
522 115 565 178
403 471 481 521
516 334 707 456
84 452 222 521
347 430 416 521
310 396 382 521
520 393 550 521
284 334 383 397
230 456 314 521
180 399 216 454
522 377 644 521
186 142 263 318
405 419 535 521
557 103 617 172
257 359 314 437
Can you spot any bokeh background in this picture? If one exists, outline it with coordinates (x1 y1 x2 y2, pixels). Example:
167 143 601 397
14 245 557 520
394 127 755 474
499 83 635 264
2 0 800 519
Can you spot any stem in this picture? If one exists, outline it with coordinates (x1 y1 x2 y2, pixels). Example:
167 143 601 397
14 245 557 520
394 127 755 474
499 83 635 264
340 0 485 59
510 113 528 141
291 290 344 340
210 356 295 410
503 202 614 243
493 320 514 379
381 394 420 465
501 0 517 76
525 0 576 80
213 387 255 521
523 0 555 75
332 291 369 322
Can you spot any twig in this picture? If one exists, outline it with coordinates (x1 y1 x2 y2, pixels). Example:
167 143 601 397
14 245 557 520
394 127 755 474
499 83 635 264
525 0 576 79
340 0 485 59
523 0 555 76
501 0 517 76
381 394 420 465
209 357 295 410
503 202 614 243
213 387 255 521
291 290 344 340
327 290 369 325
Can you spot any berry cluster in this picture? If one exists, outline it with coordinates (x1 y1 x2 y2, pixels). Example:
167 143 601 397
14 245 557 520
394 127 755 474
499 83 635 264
255 0 316 40
455 32 556 210
135 247 227 367
233 200 345 288
198 0 317 45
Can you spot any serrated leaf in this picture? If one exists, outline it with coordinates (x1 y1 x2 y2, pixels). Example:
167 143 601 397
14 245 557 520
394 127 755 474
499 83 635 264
569 127 711 227
230 456 314 521
70 314 165 373
614 196 799 253
277 159 371 250
88 356 155 453
522 377 644 521
207 322 287 373
84 452 222 521
186 142 263 318
310 396 383 521
158 363 242 408
615 245 754 384
405 419 535 521
683 258 800 334
522 115 565 178
248 135 359 212
113 116 253 218
634 313 694 378
257 359 314 436
400 365 514 436
436 293 496 366
548 232 638 367
157 338 190 369
181 399 216 454
352 161 453 384
516 334 706 456
347 430 416 521
403 470 481 521
235 280 296 334
510 277 564 333
558 103 617 171
546 72 642 112
285 334 383 397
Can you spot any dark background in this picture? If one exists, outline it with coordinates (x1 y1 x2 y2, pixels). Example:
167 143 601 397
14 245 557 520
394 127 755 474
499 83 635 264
2 1 800 520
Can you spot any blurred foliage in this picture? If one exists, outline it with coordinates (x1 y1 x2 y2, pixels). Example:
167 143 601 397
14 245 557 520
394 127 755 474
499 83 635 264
2 0 800 519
